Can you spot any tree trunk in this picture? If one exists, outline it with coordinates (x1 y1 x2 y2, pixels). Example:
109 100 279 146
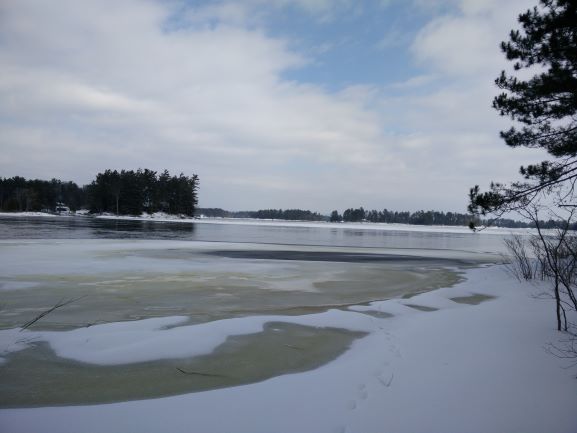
554 276 562 331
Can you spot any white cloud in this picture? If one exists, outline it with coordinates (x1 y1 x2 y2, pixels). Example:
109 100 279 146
387 0 548 210
412 15 501 77
0 0 393 211
0 0 549 213
411 0 535 78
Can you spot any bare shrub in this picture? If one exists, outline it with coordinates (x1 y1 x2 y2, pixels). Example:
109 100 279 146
503 208 577 366
503 235 536 281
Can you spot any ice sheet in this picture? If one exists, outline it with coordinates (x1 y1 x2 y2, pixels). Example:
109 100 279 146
1 266 575 433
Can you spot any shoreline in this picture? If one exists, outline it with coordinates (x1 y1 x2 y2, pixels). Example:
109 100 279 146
0 211 532 236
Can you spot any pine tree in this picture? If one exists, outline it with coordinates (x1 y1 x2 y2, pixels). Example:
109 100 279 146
329 210 341 222
469 0 577 216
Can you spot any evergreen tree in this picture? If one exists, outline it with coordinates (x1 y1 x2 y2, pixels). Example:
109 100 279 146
342 207 366 222
470 0 577 215
157 169 171 213
139 168 157 213
329 210 341 222
119 170 144 215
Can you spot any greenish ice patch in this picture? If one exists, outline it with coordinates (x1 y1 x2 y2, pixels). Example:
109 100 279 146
450 293 496 305
0 263 461 331
0 322 365 408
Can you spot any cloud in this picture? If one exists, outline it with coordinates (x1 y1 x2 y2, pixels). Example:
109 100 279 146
0 0 549 213
411 0 535 78
412 16 501 77
388 0 547 208
0 0 392 210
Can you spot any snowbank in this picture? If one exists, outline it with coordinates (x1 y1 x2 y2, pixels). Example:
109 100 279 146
0 211 68 218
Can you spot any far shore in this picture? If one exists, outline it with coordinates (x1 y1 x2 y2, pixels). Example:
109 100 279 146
0 211 533 236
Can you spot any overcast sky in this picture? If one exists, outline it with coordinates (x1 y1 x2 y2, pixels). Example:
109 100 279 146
0 0 545 213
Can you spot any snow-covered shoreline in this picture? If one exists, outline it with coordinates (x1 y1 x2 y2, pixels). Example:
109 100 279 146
0 211 532 236
1 264 575 433
0 211 74 218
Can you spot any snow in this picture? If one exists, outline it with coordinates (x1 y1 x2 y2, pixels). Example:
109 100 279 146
96 212 532 236
1 265 576 433
193 217 524 236
0 211 68 218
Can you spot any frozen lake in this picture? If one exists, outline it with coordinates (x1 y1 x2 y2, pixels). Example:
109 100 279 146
0 214 517 251
0 216 509 406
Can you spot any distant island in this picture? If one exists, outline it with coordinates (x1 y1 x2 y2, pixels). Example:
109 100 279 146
0 170 198 217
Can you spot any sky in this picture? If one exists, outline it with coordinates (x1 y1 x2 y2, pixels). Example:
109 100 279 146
0 0 546 213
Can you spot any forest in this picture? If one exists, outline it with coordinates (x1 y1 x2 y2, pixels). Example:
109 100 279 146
0 169 199 216
0 176 85 213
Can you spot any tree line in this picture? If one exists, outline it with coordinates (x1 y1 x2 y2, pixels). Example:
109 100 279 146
0 169 198 216
250 209 324 221
196 208 324 221
196 206 565 229
0 176 85 212
88 169 198 216
331 207 574 229
331 207 479 226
